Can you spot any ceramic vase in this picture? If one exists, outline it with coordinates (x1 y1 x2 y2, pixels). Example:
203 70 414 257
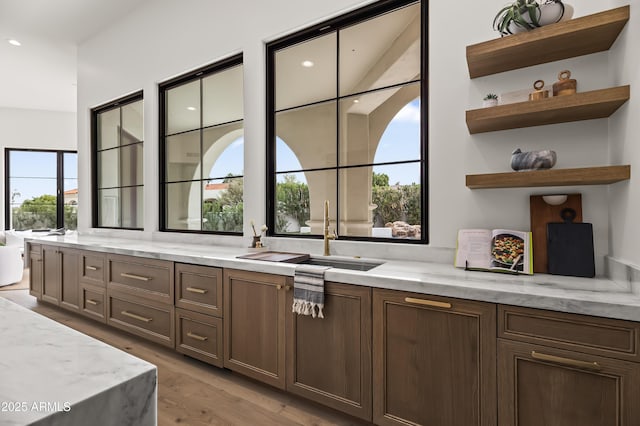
511 148 557 171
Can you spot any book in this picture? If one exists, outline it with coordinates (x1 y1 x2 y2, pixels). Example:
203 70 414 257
454 229 533 275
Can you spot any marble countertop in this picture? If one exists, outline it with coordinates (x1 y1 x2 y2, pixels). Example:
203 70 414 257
0 297 156 426
26 235 640 322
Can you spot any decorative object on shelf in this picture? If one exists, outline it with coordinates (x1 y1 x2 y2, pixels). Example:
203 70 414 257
493 0 571 36
511 148 557 171
529 79 549 100
483 93 499 107
541 194 568 205
538 0 572 26
553 70 577 96
249 220 268 248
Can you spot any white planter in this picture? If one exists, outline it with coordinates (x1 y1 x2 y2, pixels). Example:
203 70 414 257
483 99 498 108
507 2 573 34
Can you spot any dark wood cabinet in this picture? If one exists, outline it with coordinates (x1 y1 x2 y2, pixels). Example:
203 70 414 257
498 339 640 426
498 305 640 426
373 289 497 426
40 246 81 312
28 243 42 299
59 248 81 312
175 263 224 368
79 251 107 322
286 282 372 421
175 263 223 316
41 245 60 305
223 269 289 389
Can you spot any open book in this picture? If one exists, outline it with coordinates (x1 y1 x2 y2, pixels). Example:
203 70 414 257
454 229 533 275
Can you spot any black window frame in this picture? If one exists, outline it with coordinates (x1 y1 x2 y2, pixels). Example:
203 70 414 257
91 90 144 230
158 53 244 235
4 148 78 230
265 0 428 244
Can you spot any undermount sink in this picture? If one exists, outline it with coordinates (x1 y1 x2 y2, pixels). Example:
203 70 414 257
299 257 383 271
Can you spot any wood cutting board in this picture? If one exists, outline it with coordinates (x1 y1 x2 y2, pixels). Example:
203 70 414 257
530 194 582 273
236 251 310 263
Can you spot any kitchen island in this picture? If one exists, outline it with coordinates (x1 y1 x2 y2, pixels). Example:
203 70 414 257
0 297 156 426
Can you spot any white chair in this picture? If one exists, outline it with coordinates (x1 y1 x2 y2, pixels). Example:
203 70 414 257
0 246 24 287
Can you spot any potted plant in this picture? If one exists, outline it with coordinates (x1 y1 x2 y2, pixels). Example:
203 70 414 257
493 0 569 36
483 93 499 107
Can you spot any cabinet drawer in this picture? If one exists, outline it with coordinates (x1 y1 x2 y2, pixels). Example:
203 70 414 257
176 308 223 368
107 292 174 347
81 285 106 323
81 252 106 287
107 254 173 304
175 263 223 317
499 305 640 362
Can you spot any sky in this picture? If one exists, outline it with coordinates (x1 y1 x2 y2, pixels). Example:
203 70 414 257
7 151 78 208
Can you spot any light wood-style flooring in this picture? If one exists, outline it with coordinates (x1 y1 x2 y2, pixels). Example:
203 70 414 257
1 290 368 426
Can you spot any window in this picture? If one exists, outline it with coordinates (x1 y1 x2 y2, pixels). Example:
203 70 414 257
92 92 144 229
159 54 244 233
267 0 425 242
4 149 78 230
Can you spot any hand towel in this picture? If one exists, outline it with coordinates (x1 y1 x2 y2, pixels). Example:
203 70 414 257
292 265 329 318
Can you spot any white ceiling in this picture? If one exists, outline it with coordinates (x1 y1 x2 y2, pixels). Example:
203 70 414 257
0 0 148 112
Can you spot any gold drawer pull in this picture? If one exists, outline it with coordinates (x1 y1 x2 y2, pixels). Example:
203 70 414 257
186 287 207 294
187 332 208 342
121 310 153 323
285 285 292 292
405 297 452 309
276 284 282 290
86 266 98 271
531 351 601 371
86 299 99 306
121 272 151 282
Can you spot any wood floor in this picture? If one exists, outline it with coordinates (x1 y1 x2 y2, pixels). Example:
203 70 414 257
1 290 369 426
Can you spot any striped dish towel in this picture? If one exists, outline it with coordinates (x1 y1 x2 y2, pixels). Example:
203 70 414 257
292 265 330 318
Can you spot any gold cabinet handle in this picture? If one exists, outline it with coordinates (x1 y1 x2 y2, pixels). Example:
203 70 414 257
86 266 98 271
121 310 153 323
187 332 208 341
276 284 282 290
405 297 452 309
120 272 151 282
186 287 207 294
86 299 99 306
285 285 292 292
531 351 601 371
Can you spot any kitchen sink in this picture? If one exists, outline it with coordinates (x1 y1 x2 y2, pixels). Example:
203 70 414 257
299 257 383 271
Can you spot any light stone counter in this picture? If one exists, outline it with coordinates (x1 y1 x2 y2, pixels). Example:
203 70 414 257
27 235 640 322
0 297 156 426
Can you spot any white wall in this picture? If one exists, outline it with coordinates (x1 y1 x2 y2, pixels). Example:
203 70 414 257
77 0 631 271
609 0 640 267
0 107 77 227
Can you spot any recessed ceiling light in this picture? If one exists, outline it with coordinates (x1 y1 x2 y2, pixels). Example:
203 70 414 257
353 99 360 103
8 39 21 46
187 106 197 111
301 60 314 68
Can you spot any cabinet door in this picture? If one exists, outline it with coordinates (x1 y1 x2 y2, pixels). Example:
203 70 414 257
223 269 288 389
59 248 81 312
373 289 497 426
28 246 42 299
41 246 60 305
498 339 640 426
286 282 372 421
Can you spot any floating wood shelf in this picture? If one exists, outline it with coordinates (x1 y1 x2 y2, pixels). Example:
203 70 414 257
466 5 630 78
466 86 630 134
466 165 630 189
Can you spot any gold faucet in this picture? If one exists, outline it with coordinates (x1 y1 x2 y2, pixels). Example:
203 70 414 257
323 200 337 256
